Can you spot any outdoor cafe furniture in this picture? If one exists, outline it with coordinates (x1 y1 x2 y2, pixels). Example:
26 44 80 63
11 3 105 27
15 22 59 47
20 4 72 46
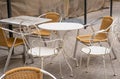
27 38 64 78
79 30 116 79
32 12 62 40
0 15 51 72
0 15 51 39
37 22 84 77
0 66 57 79
0 26 25 72
74 16 117 60
0 16 51 27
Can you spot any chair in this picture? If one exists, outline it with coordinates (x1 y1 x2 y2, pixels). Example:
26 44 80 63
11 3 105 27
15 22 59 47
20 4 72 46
27 38 73 78
0 26 25 72
32 12 62 39
74 16 117 59
79 31 117 79
0 66 57 79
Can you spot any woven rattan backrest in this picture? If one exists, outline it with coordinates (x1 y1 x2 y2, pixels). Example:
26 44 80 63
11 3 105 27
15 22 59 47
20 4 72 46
100 16 113 31
45 12 60 22
96 16 113 39
4 67 42 79
0 26 8 47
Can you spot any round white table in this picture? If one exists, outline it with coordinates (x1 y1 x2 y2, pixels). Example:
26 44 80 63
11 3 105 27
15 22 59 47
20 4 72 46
38 22 84 31
38 22 84 63
38 22 84 40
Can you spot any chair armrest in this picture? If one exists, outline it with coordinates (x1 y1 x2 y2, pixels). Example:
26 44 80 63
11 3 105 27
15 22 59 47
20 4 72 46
40 69 57 79
0 74 5 79
0 27 20 34
1 27 33 36
94 30 107 34
59 16 63 22
38 13 47 18
89 30 108 45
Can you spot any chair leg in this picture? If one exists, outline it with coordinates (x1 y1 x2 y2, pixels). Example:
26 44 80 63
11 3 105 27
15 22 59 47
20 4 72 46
41 57 44 69
63 48 79 67
50 55 57 64
86 54 90 73
74 58 79 67
22 45 26 63
108 42 117 59
102 55 107 79
73 40 78 58
11 48 15 55
79 51 83 68
23 45 34 65
73 29 80 58
111 48 117 60
28 54 34 64
4 47 13 72
109 54 117 76
23 36 34 65
62 50 73 77
40 57 44 79
59 57 64 79
41 37 47 46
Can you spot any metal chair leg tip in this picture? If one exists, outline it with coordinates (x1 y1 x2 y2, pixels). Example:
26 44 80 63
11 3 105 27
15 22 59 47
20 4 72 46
60 76 64 79
70 74 73 77
25 62 29 65
112 57 117 60
50 62 53 64
85 71 88 73
76 64 79 67
113 74 117 76
25 60 34 65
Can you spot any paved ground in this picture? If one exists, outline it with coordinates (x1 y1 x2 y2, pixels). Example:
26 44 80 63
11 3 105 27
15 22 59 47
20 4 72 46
0 1 120 79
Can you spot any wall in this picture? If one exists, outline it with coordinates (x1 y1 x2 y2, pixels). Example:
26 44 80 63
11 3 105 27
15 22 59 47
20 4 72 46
0 0 105 19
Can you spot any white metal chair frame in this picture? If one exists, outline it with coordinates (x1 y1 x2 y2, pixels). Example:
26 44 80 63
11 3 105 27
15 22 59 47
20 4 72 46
39 12 62 39
74 16 117 59
27 37 73 78
29 12 62 47
31 12 62 39
79 30 117 79
0 21 36 72
0 26 27 72
110 18 120 59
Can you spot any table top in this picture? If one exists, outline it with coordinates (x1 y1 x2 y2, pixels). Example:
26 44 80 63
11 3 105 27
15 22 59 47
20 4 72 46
38 22 84 31
0 16 51 26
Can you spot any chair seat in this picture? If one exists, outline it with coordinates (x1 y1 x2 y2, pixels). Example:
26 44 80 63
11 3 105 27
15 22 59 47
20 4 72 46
77 34 107 44
28 47 58 57
33 30 51 36
81 46 110 55
7 38 24 47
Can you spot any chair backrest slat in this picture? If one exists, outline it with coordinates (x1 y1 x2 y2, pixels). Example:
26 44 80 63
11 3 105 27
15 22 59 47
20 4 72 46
100 16 113 31
96 16 113 39
44 12 61 22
